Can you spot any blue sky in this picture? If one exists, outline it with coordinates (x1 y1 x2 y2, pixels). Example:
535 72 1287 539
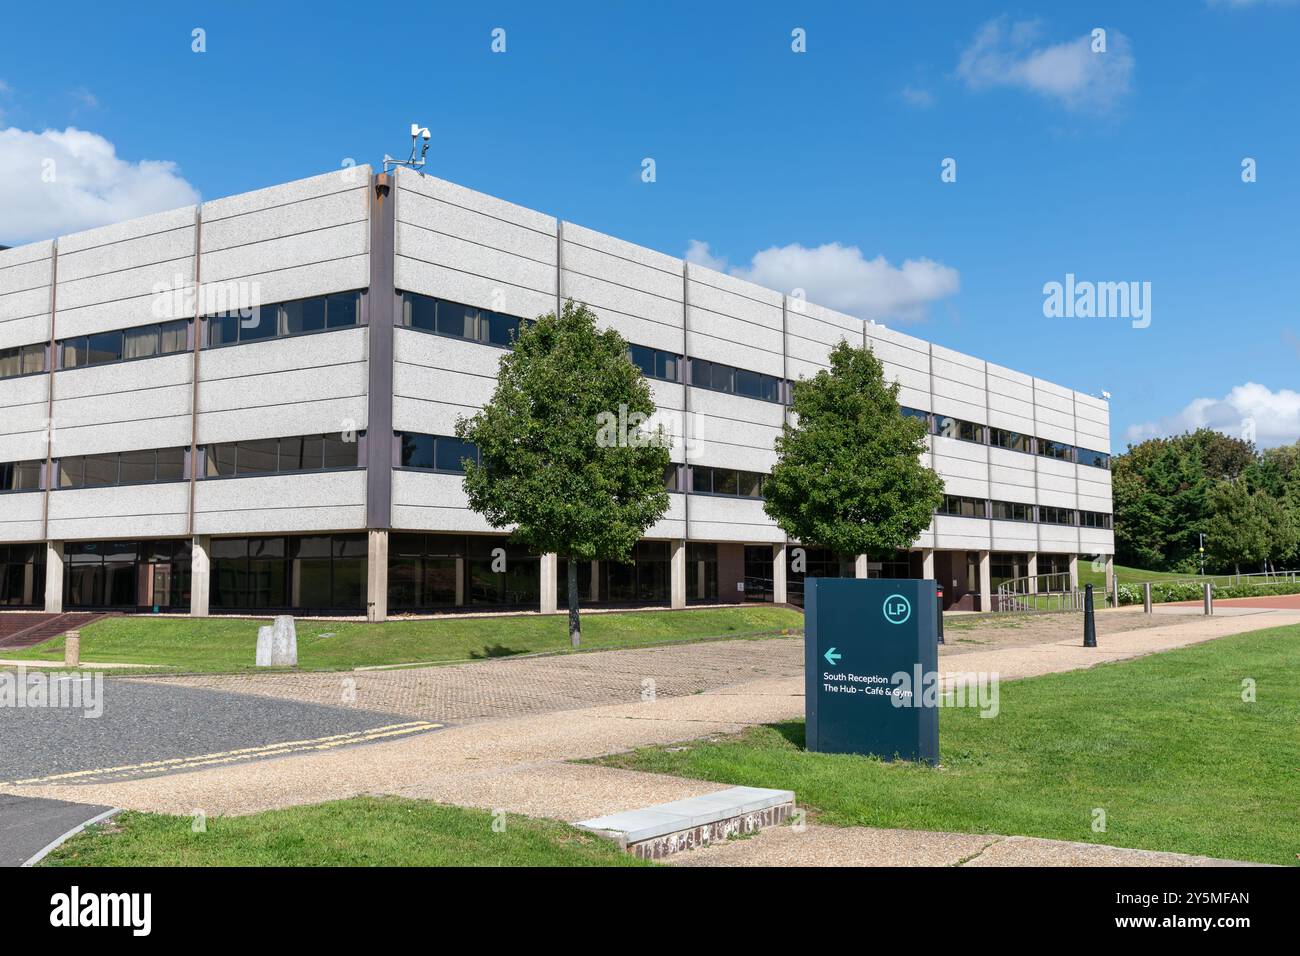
2 1 1298 448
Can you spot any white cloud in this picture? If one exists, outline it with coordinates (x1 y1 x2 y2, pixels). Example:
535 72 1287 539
957 18 1133 111
683 239 727 273
0 127 200 246
686 240 960 323
1125 383 1300 448
900 85 935 108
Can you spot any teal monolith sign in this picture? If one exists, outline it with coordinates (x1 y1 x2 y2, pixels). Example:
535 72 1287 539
804 577 939 764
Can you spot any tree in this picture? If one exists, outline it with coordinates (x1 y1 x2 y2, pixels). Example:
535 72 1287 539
763 340 944 557
1204 480 1273 575
456 301 670 647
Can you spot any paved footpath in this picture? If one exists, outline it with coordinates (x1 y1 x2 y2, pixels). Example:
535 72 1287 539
4 607 1294 866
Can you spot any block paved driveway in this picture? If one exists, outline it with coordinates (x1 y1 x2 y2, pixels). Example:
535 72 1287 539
125 637 808 724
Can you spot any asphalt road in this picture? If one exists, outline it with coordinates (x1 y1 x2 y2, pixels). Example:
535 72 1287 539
0 794 113 867
0 676 440 786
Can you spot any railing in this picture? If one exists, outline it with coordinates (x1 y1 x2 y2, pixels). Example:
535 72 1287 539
995 567 1300 613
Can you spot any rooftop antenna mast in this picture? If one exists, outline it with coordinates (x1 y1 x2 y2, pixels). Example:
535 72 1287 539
384 123 431 174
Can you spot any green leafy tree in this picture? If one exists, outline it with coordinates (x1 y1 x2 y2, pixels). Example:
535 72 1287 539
457 301 670 646
1204 479 1273 575
763 340 944 557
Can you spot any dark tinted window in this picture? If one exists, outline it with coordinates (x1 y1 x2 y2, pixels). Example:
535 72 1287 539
397 433 478 473
156 448 185 482
990 428 1033 454
320 434 356 470
117 450 156 484
937 495 987 518
689 358 783 404
991 500 1033 522
689 465 766 499
86 330 123 366
1038 440 1075 462
326 292 359 328
242 303 279 342
399 433 435 469
1078 448 1110 470
936 416 985 444
56 447 187 488
484 312 519 346
629 344 680 382
1039 506 1076 525
204 434 359 478
80 454 118 487
435 437 477 472
407 293 436 332
282 299 326 336
206 292 360 347
0 460 44 492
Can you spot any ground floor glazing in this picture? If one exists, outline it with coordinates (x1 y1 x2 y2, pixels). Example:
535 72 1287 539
2 533 1110 617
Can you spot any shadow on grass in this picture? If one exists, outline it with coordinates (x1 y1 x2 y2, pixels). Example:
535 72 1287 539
469 644 529 660
769 720 806 749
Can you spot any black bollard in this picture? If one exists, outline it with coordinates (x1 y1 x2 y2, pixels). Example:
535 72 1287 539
936 585 945 645
1083 583 1097 647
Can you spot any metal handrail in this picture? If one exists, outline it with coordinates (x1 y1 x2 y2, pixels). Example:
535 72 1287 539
995 567 1300 613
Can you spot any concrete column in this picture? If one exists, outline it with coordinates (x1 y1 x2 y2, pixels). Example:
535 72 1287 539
590 560 600 602
1068 554 1079 590
540 553 558 614
854 554 869 578
978 550 991 612
366 530 388 622
773 543 788 604
921 548 935 581
190 535 211 617
43 540 64 614
1027 552 1039 595
670 539 687 609
1104 554 1114 593
455 557 465 606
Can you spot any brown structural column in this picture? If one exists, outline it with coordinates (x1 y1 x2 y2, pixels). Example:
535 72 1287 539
365 172 397 621
366 172 396 530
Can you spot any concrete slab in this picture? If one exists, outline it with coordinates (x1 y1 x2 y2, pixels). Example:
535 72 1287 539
575 786 793 844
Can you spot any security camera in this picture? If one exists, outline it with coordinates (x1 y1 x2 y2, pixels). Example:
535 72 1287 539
1101 390 1112 400
421 128 431 141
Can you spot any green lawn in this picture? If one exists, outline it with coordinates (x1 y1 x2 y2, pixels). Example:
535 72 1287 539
1077 562 1232 590
40 797 648 867
596 625 1300 866
5 605 802 673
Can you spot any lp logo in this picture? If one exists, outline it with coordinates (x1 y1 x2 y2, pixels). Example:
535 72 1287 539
883 594 912 625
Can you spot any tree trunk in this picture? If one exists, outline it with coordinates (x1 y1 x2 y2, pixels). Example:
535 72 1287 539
567 556 581 648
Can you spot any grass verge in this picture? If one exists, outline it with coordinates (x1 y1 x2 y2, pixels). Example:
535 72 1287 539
595 625 1300 866
39 796 647 867
4 605 803 673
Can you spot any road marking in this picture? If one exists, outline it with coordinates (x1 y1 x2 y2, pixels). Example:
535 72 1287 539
1 720 442 787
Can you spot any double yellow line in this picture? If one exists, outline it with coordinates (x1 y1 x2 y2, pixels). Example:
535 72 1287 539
3 720 442 787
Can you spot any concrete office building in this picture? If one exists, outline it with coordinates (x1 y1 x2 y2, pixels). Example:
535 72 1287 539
0 166 1114 620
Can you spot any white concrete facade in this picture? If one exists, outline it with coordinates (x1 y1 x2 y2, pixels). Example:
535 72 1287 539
0 166 1112 616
